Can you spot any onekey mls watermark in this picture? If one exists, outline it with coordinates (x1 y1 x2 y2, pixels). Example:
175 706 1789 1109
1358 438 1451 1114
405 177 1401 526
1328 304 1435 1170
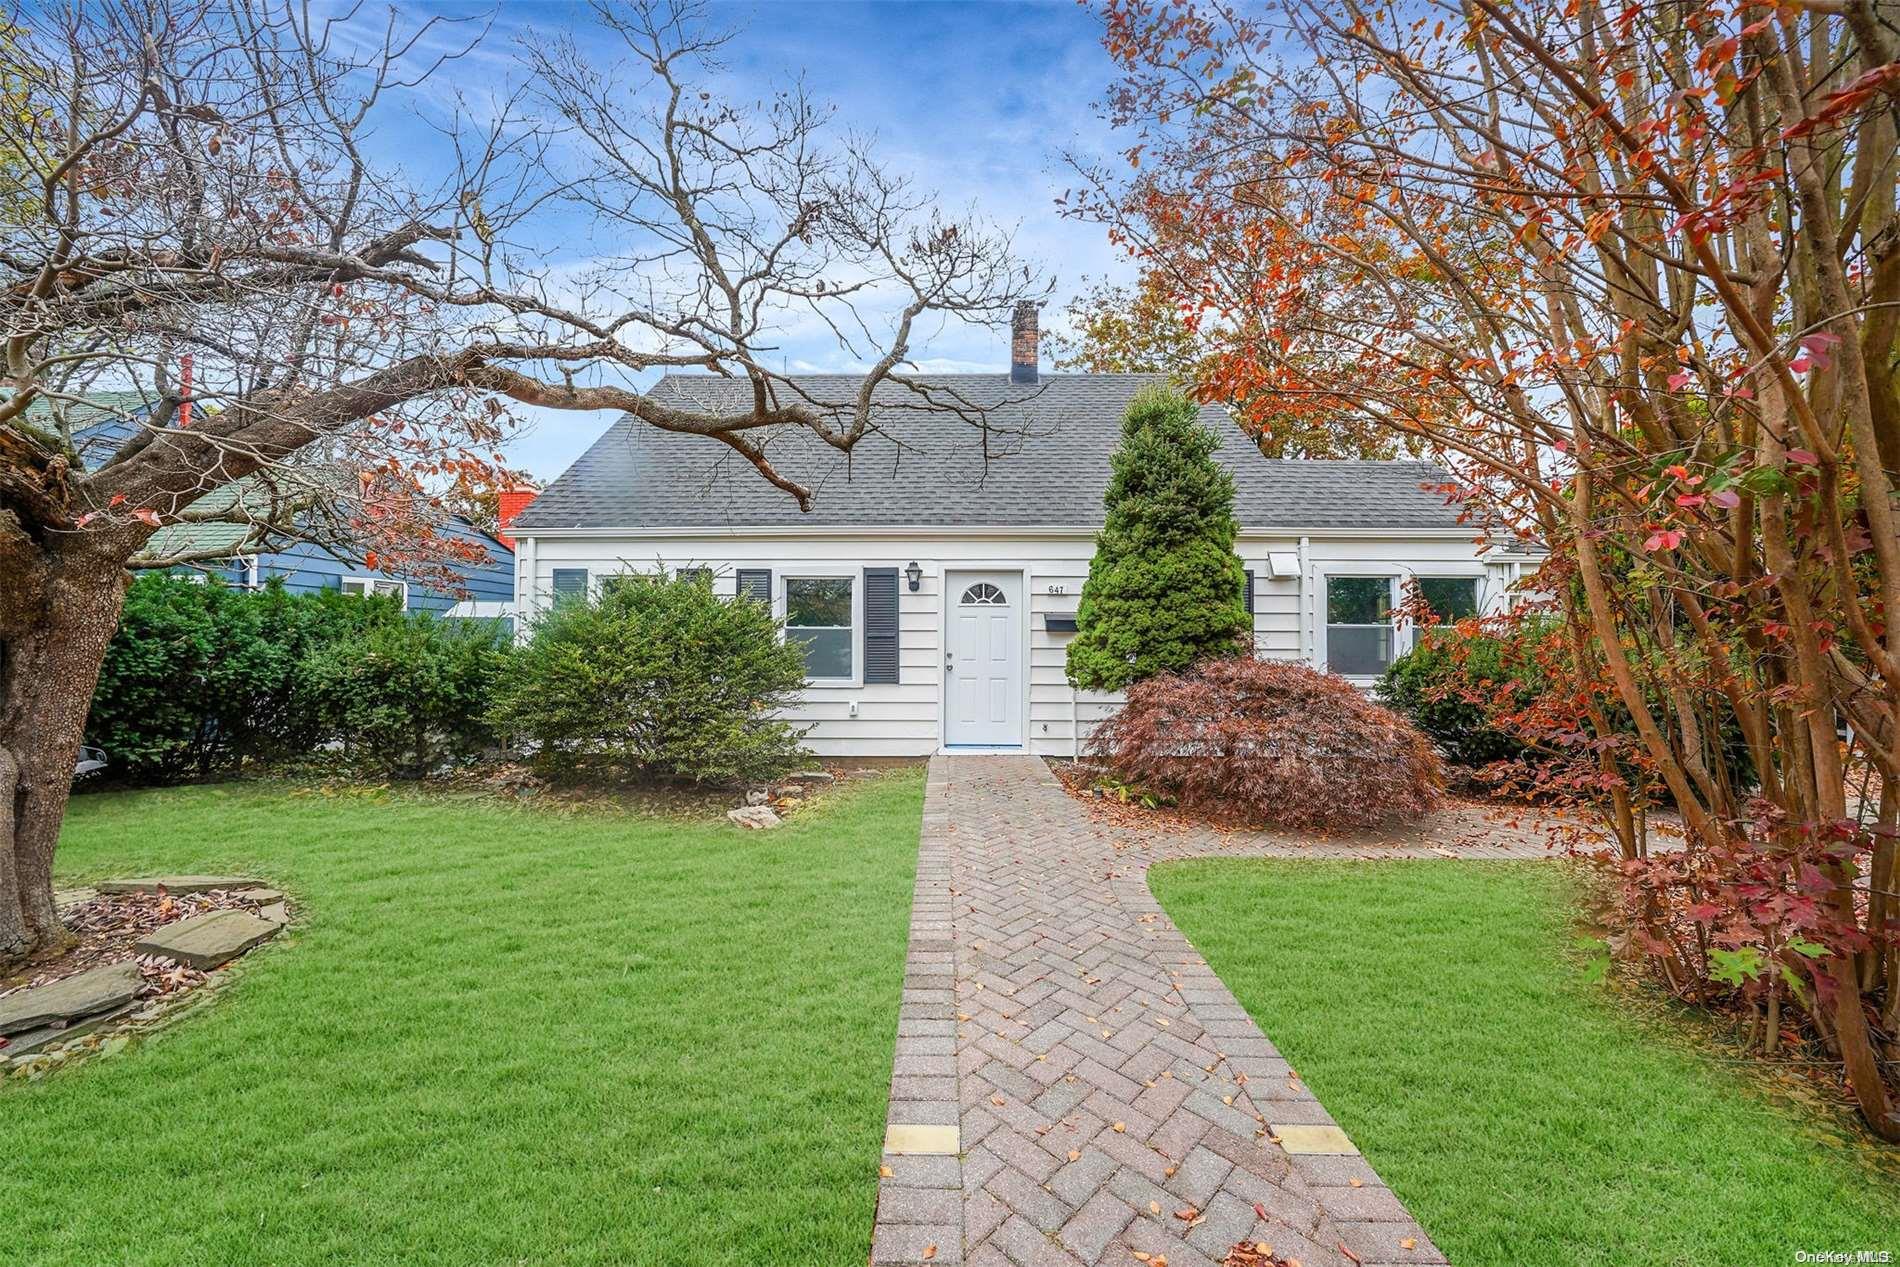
1795 1252 1894 1264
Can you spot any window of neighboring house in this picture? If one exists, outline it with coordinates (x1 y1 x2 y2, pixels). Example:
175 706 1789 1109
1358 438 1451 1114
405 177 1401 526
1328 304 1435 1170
784 575 854 681
341 574 408 608
1325 576 1394 677
677 566 714 587
551 568 590 606
1416 576 1479 623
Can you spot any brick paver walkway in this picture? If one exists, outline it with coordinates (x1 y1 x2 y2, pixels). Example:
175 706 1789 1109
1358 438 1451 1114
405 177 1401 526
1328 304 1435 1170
871 756 1460 1267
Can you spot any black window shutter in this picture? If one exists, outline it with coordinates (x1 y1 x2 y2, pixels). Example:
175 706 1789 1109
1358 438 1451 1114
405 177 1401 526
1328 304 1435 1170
863 567 899 685
735 568 771 604
1243 569 1255 615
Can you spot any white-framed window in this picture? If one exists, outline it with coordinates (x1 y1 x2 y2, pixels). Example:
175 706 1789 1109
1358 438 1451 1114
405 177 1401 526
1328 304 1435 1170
1415 576 1480 623
341 574 408 608
1318 568 1485 679
1324 575 1396 677
783 573 857 682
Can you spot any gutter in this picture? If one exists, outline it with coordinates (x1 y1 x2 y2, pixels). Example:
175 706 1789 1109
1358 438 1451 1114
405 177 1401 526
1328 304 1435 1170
506 523 1488 541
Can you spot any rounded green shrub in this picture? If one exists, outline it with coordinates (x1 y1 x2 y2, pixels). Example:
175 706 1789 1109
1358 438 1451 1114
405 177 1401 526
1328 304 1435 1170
490 571 811 785
1377 629 1532 769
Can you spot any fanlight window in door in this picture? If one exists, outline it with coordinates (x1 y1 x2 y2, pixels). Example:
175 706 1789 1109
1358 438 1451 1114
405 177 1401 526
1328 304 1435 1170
960 582 1007 606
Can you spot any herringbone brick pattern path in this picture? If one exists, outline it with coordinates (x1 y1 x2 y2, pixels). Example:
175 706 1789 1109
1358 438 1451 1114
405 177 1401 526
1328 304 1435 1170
871 756 1450 1267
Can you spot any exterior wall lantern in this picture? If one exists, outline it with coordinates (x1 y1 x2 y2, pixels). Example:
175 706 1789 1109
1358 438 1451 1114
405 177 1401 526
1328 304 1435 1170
905 561 923 592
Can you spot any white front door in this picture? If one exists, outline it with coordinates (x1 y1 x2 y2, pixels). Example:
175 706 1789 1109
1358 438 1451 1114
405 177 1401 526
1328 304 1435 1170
945 571 1025 747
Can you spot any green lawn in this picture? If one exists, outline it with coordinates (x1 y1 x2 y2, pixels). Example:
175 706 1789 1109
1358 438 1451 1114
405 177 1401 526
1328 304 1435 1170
2 773 923 1266
1150 859 1899 1267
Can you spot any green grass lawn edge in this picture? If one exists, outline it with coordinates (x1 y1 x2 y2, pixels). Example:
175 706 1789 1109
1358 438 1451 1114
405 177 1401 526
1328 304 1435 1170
2 771 924 1266
1149 857 1899 1267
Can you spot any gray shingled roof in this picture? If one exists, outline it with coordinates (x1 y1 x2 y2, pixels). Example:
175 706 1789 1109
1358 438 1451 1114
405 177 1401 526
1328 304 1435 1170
511 373 1464 532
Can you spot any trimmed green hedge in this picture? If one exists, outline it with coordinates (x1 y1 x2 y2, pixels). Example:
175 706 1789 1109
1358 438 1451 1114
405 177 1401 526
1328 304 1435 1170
87 576 412 781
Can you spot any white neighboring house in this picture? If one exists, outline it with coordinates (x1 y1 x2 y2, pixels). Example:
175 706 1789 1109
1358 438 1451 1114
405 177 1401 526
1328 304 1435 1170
508 315 1536 758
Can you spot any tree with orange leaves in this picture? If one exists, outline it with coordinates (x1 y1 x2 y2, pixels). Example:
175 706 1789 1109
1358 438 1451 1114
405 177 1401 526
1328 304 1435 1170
1084 0 1900 1138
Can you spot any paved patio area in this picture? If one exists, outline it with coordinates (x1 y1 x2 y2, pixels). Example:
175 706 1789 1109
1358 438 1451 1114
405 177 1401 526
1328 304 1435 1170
871 755 1463 1267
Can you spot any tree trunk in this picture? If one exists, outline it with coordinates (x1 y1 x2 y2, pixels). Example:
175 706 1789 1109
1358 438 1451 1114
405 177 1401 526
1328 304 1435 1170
0 543 130 963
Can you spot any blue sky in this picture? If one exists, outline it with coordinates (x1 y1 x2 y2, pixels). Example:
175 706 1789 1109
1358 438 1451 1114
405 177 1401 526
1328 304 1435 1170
367 1 1133 482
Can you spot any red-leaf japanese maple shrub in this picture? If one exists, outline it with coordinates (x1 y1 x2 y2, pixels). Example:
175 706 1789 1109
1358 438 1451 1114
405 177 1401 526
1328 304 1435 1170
1091 657 1444 831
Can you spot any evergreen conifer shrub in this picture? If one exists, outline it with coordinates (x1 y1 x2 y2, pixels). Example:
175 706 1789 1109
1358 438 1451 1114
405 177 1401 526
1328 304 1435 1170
1066 387 1251 691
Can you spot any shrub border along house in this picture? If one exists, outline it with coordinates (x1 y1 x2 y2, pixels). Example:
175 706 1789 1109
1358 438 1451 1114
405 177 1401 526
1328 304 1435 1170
501 306 1543 758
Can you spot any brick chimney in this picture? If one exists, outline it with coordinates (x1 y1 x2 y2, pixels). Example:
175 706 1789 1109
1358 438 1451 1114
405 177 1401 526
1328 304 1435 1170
495 485 538 549
1010 301 1040 385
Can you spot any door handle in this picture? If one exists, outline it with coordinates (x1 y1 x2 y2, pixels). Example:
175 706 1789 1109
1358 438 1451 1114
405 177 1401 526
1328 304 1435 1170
944 650 953 672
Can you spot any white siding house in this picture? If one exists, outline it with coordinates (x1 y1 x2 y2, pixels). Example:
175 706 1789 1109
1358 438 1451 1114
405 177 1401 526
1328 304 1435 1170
508 333 1533 758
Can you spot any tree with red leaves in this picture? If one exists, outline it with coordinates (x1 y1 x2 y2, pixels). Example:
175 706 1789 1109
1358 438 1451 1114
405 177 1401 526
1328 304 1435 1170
1082 0 1900 1137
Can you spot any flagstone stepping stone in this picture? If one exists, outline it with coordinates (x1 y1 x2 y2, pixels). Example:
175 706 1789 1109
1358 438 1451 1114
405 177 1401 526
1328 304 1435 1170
232 887 283 904
96 875 259 895
0 961 143 1036
134 909 280 970
4 1002 138 1057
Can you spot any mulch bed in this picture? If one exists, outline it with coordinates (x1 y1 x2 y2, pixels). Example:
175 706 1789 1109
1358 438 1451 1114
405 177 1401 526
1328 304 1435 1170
2 888 265 1011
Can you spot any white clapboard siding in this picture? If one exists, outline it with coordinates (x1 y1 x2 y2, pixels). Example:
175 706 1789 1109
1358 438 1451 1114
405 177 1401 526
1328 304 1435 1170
511 528 1512 756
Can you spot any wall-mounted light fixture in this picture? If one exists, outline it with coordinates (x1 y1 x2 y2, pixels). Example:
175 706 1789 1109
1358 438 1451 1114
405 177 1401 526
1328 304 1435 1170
905 561 923 592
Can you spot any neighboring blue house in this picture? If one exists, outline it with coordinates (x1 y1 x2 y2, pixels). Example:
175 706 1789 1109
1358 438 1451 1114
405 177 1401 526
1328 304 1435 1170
68 408 514 618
